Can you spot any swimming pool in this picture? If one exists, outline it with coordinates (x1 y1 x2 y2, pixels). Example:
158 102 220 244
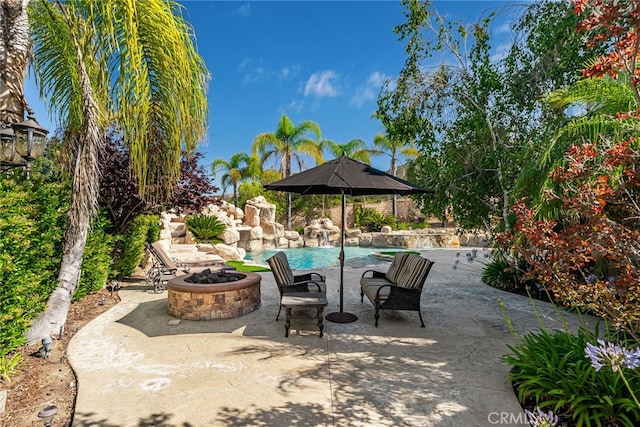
246 246 392 270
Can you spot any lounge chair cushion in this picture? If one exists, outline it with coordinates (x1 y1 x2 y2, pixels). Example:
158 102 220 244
385 252 410 283
394 254 432 289
267 251 295 286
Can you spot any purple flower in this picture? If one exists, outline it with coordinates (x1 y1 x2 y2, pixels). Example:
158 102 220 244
585 339 640 372
525 407 558 427
587 274 597 284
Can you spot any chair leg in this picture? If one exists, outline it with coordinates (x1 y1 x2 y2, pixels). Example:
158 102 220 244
374 306 380 327
418 310 425 328
276 304 282 321
360 287 364 303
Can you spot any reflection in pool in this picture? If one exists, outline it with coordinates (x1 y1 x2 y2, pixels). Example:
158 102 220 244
246 246 393 270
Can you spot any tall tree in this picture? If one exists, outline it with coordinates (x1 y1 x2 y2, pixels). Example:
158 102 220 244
377 0 605 232
212 151 255 209
10 0 209 343
252 113 322 229
371 132 419 220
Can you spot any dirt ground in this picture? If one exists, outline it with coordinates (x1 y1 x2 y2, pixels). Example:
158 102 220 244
0 288 120 427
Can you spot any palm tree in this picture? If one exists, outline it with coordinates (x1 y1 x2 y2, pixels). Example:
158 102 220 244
514 74 639 220
252 114 322 229
372 133 420 220
6 0 209 343
322 138 373 164
212 151 256 208
320 138 374 214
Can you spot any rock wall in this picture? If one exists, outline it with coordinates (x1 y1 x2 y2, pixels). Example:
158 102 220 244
163 197 480 260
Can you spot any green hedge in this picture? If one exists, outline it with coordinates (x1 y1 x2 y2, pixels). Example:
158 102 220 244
0 175 69 355
0 175 130 355
111 214 159 279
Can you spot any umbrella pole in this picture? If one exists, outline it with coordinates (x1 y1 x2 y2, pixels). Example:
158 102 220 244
326 191 357 323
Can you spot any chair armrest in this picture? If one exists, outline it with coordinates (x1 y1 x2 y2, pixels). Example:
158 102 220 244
171 257 190 273
294 273 326 283
361 270 386 279
285 279 326 293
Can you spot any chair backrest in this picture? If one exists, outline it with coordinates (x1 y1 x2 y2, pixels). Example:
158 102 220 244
386 252 433 288
385 252 412 283
149 242 178 271
267 251 295 286
394 254 434 289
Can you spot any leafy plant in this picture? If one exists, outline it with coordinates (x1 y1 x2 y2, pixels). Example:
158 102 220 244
76 212 114 300
0 353 23 384
481 258 521 289
185 215 226 243
504 328 640 426
354 205 395 232
111 214 159 279
0 174 69 355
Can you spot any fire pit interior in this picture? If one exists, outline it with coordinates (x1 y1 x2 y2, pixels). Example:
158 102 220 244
167 269 261 320
186 269 245 284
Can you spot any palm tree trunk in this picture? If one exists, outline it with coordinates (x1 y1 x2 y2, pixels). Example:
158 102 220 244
0 0 30 124
27 9 102 343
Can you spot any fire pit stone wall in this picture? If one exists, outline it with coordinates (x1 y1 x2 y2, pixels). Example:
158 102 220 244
167 271 261 320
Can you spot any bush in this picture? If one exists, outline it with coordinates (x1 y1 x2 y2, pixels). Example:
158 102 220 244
504 328 640 426
185 214 226 243
76 213 114 300
358 207 396 232
482 258 521 290
0 175 69 355
111 214 159 279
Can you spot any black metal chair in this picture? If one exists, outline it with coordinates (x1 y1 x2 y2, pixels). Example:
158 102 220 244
360 253 434 327
266 251 326 320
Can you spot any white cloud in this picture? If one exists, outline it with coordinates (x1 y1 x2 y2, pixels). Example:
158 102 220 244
350 71 388 108
237 3 250 17
304 71 339 98
279 65 300 80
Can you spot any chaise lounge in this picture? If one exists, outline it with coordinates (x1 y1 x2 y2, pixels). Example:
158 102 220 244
146 242 227 293
360 252 434 327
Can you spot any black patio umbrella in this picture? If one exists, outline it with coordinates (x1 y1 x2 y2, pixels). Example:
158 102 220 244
264 154 431 323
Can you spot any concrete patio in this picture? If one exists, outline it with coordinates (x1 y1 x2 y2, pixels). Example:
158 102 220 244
67 249 594 426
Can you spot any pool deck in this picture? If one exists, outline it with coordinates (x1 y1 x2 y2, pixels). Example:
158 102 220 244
67 249 594 426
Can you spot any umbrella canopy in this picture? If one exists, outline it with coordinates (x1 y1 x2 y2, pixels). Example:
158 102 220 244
264 154 431 323
263 154 430 196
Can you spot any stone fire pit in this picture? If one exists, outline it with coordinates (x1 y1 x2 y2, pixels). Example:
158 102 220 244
167 269 261 320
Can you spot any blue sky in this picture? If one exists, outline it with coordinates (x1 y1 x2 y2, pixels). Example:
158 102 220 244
25 1 525 192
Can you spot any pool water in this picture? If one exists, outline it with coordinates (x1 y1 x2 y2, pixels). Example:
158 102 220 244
246 246 392 270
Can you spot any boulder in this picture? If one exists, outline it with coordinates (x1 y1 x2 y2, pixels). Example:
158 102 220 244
243 204 261 227
284 230 300 241
218 228 240 245
250 226 264 240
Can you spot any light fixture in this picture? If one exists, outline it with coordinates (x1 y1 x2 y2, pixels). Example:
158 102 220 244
37 405 58 427
0 112 49 174
40 336 52 359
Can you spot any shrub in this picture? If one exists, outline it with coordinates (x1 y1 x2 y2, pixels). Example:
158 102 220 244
498 140 640 337
185 214 226 243
76 213 114 300
504 328 640 426
482 258 521 290
354 206 395 232
0 175 69 355
111 214 159 279
145 215 161 243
